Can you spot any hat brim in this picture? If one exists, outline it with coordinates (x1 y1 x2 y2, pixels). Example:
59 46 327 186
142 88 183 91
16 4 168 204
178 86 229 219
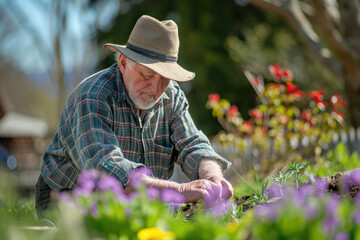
104 43 195 82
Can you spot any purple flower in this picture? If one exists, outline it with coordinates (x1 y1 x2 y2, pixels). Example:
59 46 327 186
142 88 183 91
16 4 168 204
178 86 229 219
58 192 75 207
323 216 338 232
255 203 277 220
74 169 99 196
97 175 123 193
314 177 328 195
265 184 283 199
203 183 221 209
326 195 339 217
209 199 232 217
160 188 185 204
323 196 340 231
125 208 132 217
90 202 99 217
147 187 160 201
355 194 360 206
73 186 93 197
129 167 152 188
343 169 360 192
77 170 99 188
305 203 318 220
353 210 360 225
334 232 349 240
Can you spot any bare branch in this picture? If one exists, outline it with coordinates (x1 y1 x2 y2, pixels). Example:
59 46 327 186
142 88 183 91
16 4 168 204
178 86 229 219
247 0 342 78
311 0 354 63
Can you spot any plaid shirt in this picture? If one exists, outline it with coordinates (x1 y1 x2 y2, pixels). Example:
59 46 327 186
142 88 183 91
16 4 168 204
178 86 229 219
41 63 230 189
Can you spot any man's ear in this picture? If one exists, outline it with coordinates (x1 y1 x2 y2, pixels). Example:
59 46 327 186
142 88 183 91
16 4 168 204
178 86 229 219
118 54 127 73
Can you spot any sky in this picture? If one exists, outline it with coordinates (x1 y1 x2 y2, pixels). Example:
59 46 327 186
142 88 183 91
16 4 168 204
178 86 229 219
0 0 120 77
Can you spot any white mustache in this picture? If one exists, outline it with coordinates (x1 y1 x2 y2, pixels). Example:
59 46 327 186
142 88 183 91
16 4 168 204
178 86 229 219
141 90 156 97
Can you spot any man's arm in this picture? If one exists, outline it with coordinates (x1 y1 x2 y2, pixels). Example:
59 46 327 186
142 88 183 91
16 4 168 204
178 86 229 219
124 172 220 203
199 160 234 201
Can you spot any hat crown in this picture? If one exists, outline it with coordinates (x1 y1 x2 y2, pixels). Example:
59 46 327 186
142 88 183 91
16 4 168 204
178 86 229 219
127 15 179 58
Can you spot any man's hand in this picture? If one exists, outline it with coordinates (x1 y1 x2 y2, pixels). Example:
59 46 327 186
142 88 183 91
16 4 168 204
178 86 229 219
178 179 220 203
199 160 234 206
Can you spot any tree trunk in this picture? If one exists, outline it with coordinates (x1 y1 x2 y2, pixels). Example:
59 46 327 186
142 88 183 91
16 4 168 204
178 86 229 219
344 63 360 128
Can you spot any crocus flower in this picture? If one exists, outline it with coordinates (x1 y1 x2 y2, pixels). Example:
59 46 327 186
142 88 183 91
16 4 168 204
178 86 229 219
90 202 99 217
343 169 360 192
353 210 360 225
334 232 349 240
265 184 284 199
97 174 128 201
160 188 185 204
305 203 318 220
203 183 222 209
76 169 99 194
129 167 153 189
313 177 329 196
255 203 277 220
323 195 339 231
147 187 160 201
209 199 232 217
97 175 122 193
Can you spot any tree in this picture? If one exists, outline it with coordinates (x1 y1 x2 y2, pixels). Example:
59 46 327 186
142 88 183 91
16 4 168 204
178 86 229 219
247 0 360 128
1 0 119 118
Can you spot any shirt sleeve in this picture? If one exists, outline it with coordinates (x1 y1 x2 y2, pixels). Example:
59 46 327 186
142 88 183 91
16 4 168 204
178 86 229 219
63 93 144 187
169 86 231 180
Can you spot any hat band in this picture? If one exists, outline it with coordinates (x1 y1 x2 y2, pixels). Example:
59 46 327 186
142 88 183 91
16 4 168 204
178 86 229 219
126 42 178 63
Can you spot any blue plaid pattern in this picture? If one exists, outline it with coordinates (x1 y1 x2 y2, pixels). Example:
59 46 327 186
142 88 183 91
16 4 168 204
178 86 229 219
41 63 230 189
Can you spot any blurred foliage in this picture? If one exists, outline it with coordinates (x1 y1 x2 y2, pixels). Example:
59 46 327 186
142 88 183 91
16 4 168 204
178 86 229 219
207 64 347 182
96 0 342 136
308 142 360 178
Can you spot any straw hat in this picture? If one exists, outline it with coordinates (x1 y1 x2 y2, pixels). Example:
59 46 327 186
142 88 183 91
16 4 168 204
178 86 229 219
104 15 195 82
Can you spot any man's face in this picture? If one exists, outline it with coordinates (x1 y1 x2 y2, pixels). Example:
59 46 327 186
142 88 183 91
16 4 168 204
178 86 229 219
121 60 170 110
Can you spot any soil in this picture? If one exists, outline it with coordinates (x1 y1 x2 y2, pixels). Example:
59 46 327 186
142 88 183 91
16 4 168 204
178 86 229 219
180 169 360 217
327 170 360 199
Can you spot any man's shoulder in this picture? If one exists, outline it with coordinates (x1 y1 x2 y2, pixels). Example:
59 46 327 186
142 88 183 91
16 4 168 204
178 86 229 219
74 64 118 101
164 81 187 102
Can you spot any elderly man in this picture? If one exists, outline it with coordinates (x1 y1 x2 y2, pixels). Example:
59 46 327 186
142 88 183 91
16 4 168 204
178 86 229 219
35 15 233 215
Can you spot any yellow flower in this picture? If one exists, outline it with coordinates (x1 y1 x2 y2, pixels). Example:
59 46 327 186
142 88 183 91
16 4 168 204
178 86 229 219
137 227 175 240
226 220 239 233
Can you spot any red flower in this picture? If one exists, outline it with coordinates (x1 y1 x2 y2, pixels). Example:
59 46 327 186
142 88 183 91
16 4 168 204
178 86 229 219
269 64 282 79
282 69 293 79
285 81 298 94
330 93 347 109
294 90 303 97
308 89 324 103
269 64 293 81
301 109 312 122
249 108 264 119
252 78 260 86
227 105 239 117
241 121 254 133
208 93 220 103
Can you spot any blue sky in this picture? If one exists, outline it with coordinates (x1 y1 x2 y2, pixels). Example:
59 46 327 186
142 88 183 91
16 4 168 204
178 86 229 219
0 0 120 76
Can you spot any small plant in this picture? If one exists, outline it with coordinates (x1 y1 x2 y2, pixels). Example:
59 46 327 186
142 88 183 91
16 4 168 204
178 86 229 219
207 64 347 181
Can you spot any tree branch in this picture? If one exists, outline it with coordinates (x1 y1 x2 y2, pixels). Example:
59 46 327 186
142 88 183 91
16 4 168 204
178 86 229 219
311 0 354 64
247 0 342 78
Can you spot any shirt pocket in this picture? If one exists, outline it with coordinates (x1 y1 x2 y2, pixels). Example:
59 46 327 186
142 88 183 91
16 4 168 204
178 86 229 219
145 143 175 179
